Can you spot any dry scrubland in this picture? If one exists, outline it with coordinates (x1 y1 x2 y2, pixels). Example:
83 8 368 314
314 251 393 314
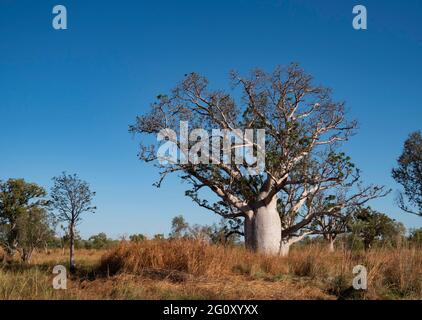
0 240 421 300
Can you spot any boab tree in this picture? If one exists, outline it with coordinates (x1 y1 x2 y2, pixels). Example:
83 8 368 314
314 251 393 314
50 173 96 271
308 185 382 253
130 64 386 255
271 152 386 255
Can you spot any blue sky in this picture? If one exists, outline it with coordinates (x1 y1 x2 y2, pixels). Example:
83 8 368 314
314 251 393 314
1 0 421 238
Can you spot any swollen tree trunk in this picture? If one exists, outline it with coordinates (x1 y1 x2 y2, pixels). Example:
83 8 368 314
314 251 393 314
253 195 282 255
328 238 335 253
69 223 76 273
280 232 312 257
280 239 291 257
325 234 336 253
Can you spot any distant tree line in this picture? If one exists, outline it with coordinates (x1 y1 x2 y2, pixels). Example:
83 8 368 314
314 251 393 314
306 206 408 251
48 231 119 251
167 215 243 246
144 212 422 252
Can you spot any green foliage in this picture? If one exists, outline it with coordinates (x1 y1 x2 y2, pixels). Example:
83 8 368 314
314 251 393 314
0 179 53 262
129 234 147 242
348 207 405 250
88 233 112 249
169 215 190 239
153 234 165 241
408 228 422 246
168 215 242 245
51 229 117 250
15 207 56 262
392 131 422 216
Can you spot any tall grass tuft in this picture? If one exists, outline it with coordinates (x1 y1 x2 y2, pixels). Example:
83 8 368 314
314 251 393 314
99 240 289 280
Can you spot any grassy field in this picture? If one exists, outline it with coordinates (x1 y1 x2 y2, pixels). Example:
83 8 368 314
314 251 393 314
0 240 421 300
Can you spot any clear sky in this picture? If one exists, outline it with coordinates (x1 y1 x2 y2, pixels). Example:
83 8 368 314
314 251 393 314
1 0 421 238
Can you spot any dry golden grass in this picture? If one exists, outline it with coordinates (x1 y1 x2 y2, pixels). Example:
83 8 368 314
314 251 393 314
0 240 421 300
99 240 289 279
32 248 106 266
100 240 422 300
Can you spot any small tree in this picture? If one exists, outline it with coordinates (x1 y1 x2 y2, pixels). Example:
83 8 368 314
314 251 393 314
348 207 403 250
88 233 111 249
207 218 243 246
50 173 96 272
129 234 147 242
169 215 190 239
153 234 165 241
408 228 422 247
16 207 55 263
310 189 369 252
169 215 242 244
0 179 51 261
392 131 422 216
313 211 350 252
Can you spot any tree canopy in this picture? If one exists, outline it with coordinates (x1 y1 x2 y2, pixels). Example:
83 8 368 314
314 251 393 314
0 179 52 262
392 131 422 216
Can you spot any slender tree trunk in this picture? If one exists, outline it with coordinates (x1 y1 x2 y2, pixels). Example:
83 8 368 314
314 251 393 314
364 240 371 251
280 239 291 257
69 223 76 273
21 248 33 264
325 234 336 253
328 238 335 253
7 224 18 258
6 247 17 259
253 195 282 255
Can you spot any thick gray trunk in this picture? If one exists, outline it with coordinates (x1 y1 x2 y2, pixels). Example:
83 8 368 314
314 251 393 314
280 232 311 257
253 196 282 255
